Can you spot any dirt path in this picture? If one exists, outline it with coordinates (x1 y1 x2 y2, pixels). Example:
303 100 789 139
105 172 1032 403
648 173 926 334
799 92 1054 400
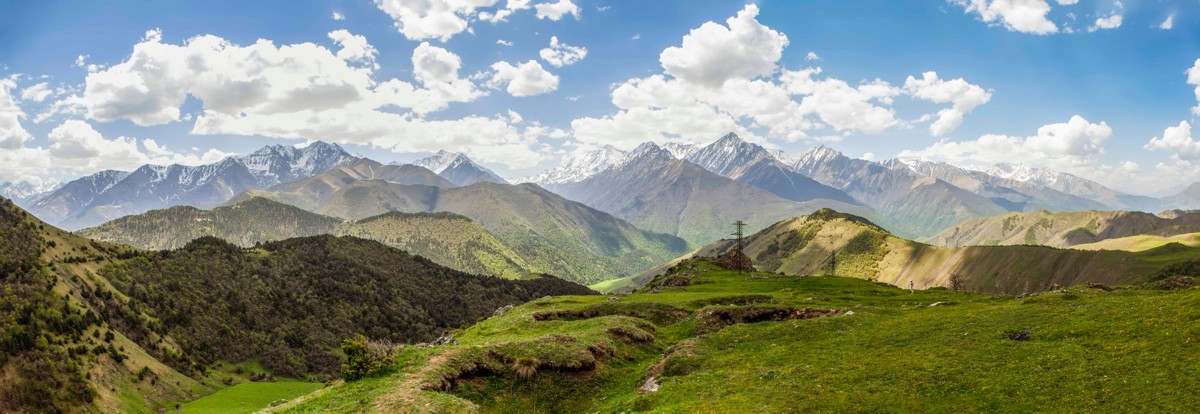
372 349 457 413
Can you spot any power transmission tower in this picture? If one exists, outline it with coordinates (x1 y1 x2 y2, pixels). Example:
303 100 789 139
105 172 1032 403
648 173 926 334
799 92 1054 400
732 220 747 251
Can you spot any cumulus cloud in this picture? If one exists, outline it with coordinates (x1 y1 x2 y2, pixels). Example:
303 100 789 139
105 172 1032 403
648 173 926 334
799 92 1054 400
1145 121 1200 161
496 39 514 46
486 60 559 96
535 0 580 20
951 0 1059 35
539 36 587 67
20 82 53 103
332 11 345 21
73 30 556 169
569 4 991 149
0 119 232 185
373 0 499 41
805 52 820 61
659 4 788 88
900 115 1112 172
1089 13 1122 32
1189 59 1200 116
0 78 33 148
1160 13 1175 30
903 71 992 136
328 30 379 69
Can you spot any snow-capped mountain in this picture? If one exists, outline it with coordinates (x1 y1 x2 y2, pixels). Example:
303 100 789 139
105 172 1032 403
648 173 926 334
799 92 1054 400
407 150 507 186
0 180 60 206
884 158 1107 212
239 141 359 187
683 133 771 178
521 145 627 185
663 142 700 160
27 141 359 230
985 163 1157 210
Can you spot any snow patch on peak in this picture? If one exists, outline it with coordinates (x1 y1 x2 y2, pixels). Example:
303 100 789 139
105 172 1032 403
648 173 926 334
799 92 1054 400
663 142 699 159
412 150 468 174
519 145 627 185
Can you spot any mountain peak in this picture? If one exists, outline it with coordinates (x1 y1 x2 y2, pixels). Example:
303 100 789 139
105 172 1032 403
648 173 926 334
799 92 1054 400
411 151 506 186
520 145 628 185
799 145 844 164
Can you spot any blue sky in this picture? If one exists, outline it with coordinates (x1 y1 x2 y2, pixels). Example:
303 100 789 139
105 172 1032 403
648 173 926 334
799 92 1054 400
1 0 1199 195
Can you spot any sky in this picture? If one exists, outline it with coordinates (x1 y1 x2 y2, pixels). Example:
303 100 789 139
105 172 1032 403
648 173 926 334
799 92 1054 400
1 0 1200 195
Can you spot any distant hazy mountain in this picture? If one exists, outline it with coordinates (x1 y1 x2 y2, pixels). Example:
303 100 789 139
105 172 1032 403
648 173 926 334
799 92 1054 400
549 142 868 244
249 158 454 211
80 197 534 279
786 146 1007 238
985 163 1160 210
520 144 627 185
230 167 692 284
883 158 1107 212
406 150 507 186
928 209 1200 248
1163 183 1200 211
0 181 56 207
26 141 358 230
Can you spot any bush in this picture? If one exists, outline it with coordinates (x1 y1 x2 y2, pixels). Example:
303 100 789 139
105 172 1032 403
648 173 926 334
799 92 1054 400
340 335 398 381
512 357 538 380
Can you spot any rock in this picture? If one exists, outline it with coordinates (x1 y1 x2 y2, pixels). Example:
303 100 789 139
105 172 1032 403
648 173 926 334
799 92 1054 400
431 335 457 346
493 304 514 317
843 311 855 316
714 248 755 272
928 302 944 307
639 376 660 393
607 296 622 302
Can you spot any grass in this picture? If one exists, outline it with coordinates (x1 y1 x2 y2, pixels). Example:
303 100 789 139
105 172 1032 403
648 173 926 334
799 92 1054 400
282 258 1200 413
1075 233 1200 252
180 381 324 413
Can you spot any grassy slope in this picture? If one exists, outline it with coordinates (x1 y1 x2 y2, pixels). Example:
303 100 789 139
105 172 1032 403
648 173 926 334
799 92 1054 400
343 212 532 279
276 260 1200 413
1074 233 1200 252
595 209 1198 295
180 382 322 414
929 210 1200 248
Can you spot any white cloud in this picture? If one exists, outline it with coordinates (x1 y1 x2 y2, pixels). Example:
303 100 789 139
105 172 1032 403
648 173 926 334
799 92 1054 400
74 55 88 68
952 0 1059 35
487 60 559 96
781 69 902 135
569 3 988 149
479 0 532 23
659 4 788 88
496 39 514 46
805 51 820 61
373 0 499 41
78 31 555 169
1145 121 1200 161
328 30 379 69
1159 13 1175 30
0 78 33 148
1056 0 1078 4
535 0 580 20
539 36 587 67
900 115 1112 172
1189 59 1200 116
1089 13 1122 32
0 119 234 185
332 11 345 21
20 82 53 103
631 34 641 40
903 71 992 136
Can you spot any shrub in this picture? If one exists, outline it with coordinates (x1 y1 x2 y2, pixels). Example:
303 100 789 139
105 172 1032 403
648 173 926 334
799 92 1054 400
340 335 398 382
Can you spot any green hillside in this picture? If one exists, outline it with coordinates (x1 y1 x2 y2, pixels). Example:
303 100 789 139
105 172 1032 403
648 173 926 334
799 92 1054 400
1074 232 1200 252
80 198 534 279
344 212 531 279
273 257 1200 413
599 209 1195 294
237 178 694 285
929 210 1200 248
0 196 595 413
78 197 343 249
